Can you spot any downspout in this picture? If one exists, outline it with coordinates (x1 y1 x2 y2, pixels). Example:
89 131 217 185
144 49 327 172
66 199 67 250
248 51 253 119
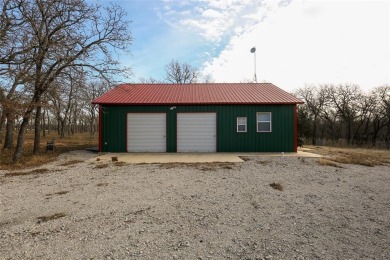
98 105 102 152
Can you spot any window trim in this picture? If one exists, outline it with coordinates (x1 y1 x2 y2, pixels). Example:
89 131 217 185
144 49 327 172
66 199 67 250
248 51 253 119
237 117 247 133
256 112 272 133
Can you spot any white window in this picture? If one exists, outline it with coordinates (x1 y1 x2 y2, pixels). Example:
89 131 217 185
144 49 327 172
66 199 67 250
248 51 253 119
237 117 247 132
257 112 272 132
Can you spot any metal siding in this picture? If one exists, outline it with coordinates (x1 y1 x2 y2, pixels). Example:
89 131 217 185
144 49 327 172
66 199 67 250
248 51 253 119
101 104 295 152
177 113 216 152
127 113 166 152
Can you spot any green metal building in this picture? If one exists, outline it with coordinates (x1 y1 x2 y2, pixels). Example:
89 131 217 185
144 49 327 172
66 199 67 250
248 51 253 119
92 83 303 153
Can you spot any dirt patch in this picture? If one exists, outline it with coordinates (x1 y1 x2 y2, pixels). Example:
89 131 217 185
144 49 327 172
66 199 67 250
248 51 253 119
45 190 70 197
4 168 52 177
256 160 270 165
269 182 284 191
159 162 238 171
239 156 252 162
36 213 66 223
114 161 126 167
94 163 109 169
58 160 84 166
317 158 343 168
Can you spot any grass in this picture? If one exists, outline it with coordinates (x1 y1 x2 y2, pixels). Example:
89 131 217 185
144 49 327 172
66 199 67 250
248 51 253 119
0 132 97 170
308 146 390 167
270 182 284 191
36 212 66 223
317 158 343 168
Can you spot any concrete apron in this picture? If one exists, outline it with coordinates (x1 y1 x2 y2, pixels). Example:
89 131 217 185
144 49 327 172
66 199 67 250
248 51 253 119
93 150 321 164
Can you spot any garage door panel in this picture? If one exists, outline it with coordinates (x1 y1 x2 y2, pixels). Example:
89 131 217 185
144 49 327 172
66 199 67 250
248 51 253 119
177 113 216 152
127 113 166 152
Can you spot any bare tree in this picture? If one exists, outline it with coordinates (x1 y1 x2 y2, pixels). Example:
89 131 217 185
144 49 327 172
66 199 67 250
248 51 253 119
0 0 30 66
328 84 364 144
202 73 215 83
7 0 132 162
80 80 111 137
372 85 390 147
296 84 328 145
47 70 82 138
165 59 199 84
138 76 162 84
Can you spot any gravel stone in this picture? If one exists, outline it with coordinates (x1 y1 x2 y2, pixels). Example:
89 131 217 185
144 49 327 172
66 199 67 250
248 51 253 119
0 150 389 259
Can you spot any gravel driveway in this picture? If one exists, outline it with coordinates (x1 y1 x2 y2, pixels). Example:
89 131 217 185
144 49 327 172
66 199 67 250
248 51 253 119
1 150 389 259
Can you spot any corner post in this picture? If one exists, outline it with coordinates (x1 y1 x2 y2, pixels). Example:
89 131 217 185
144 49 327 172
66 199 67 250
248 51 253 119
98 105 102 152
294 104 298 152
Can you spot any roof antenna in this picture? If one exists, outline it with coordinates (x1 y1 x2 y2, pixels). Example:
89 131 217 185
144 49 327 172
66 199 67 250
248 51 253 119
250 47 257 83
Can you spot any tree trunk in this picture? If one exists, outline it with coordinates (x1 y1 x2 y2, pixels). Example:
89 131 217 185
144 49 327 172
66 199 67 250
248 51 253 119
312 115 317 145
0 112 6 143
3 114 15 149
33 106 42 155
59 119 65 138
89 120 94 137
13 117 30 163
42 108 46 137
57 119 60 136
47 109 51 134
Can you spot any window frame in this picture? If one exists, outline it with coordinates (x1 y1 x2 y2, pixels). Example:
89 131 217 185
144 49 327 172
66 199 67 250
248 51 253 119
256 112 272 133
236 117 247 133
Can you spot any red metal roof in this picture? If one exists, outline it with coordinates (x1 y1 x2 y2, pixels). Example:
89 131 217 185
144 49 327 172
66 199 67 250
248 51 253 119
92 83 303 105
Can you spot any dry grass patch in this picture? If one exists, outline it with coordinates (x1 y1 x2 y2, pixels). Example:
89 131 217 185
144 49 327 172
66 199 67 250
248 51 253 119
257 160 270 165
270 182 284 191
0 132 97 170
317 158 343 168
114 161 126 167
37 213 66 223
159 162 237 171
59 160 84 166
94 163 109 169
4 168 52 177
307 146 390 167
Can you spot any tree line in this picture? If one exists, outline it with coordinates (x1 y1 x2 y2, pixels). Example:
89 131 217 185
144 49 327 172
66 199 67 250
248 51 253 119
0 0 132 162
296 84 390 148
1 1 388 165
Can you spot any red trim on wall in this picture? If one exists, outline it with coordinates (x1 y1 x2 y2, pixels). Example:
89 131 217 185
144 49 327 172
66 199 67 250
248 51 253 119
98 105 102 152
293 105 298 152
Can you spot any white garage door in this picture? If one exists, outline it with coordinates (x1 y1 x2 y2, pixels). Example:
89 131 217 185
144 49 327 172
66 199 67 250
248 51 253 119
177 113 216 152
127 113 166 152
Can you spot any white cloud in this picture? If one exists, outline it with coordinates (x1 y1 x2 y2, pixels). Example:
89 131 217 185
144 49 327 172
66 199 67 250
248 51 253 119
159 0 267 42
202 0 390 92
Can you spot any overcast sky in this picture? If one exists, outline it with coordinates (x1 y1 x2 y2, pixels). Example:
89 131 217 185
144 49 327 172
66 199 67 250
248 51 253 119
117 0 389 92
